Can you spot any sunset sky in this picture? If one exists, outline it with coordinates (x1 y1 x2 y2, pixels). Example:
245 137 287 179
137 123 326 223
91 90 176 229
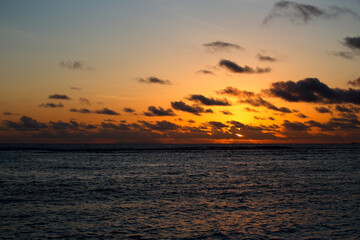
1 0 360 143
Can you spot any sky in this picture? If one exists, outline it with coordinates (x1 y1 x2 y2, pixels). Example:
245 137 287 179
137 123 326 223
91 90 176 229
1 0 360 144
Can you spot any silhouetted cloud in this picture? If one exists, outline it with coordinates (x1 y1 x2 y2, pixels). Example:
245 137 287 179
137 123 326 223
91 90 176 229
3 116 47 131
219 59 271 74
144 106 176 116
59 60 93 70
241 96 292 113
332 51 354 60
3 111 18 116
49 94 71 100
265 78 360 105
94 108 120 115
282 120 310 131
244 107 259 113
208 121 228 129
187 94 231 106
257 54 277 62
70 87 81 90
296 113 308 118
315 106 332 113
348 77 360 87
344 36 360 50
264 1 360 25
39 103 64 108
307 117 360 131
221 110 233 115
171 101 204 116
203 41 244 52
79 98 90 105
204 109 214 113
70 108 91 113
123 107 135 113
101 122 131 130
217 87 256 97
197 70 215 75
139 120 181 131
138 76 171 85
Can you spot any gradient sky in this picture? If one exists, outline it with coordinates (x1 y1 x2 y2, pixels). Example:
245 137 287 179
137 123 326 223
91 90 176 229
1 0 360 144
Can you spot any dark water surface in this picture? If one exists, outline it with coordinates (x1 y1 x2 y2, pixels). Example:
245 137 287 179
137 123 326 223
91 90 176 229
0 144 359 239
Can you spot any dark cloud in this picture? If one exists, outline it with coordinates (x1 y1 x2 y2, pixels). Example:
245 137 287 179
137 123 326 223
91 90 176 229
79 98 90 105
332 51 354 60
197 70 215 75
59 60 93 70
263 1 360 25
348 77 360 87
139 120 181 131
282 120 310 131
123 107 136 113
315 106 332 114
187 94 231 106
101 122 131 130
3 111 18 116
208 121 228 129
204 109 214 113
240 96 292 113
257 54 277 62
70 108 91 114
296 113 308 118
70 87 81 90
307 117 360 131
3 116 47 131
171 101 204 116
49 121 79 130
49 94 71 100
219 59 271 74
39 103 64 108
244 107 259 113
218 86 291 113
265 78 360 105
343 36 360 50
188 120 195 123
221 110 233 115
94 108 120 116
138 77 171 85
203 41 244 52
144 106 176 116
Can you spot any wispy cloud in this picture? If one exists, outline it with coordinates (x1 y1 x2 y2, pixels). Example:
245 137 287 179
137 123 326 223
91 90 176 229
219 59 271 74
264 1 360 25
187 94 231 106
257 54 277 62
59 60 93 71
138 76 172 85
39 103 64 108
144 106 176 116
49 94 71 100
203 41 244 52
348 77 360 87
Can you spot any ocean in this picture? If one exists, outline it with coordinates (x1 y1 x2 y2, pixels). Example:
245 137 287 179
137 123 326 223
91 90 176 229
0 144 359 239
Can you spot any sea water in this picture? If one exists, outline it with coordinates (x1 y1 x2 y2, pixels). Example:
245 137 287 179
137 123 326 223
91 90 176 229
0 144 359 239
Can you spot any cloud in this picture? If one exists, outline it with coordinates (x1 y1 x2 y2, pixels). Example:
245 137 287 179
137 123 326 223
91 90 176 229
39 103 64 108
3 111 19 116
101 122 131 130
59 60 93 70
257 54 277 62
171 101 204 116
218 86 291 113
348 77 360 87
265 78 360 105
144 106 176 116
315 106 332 114
123 107 136 113
94 108 120 115
49 94 71 100
282 120 310 131
139 120 181 131
296 113 308 118
244 107 259 113
70 108 91 113
187 94 231 106
332 51 354 60
203 41 244 52
197 70 215 75
221 110 233 115
343 36 360 50
263 1 360 25
79 98 90 105
208 121 228 129
204 109 213 113
3 116 47 131
219 59 271 74
138 76 171 85
70 87 81 90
